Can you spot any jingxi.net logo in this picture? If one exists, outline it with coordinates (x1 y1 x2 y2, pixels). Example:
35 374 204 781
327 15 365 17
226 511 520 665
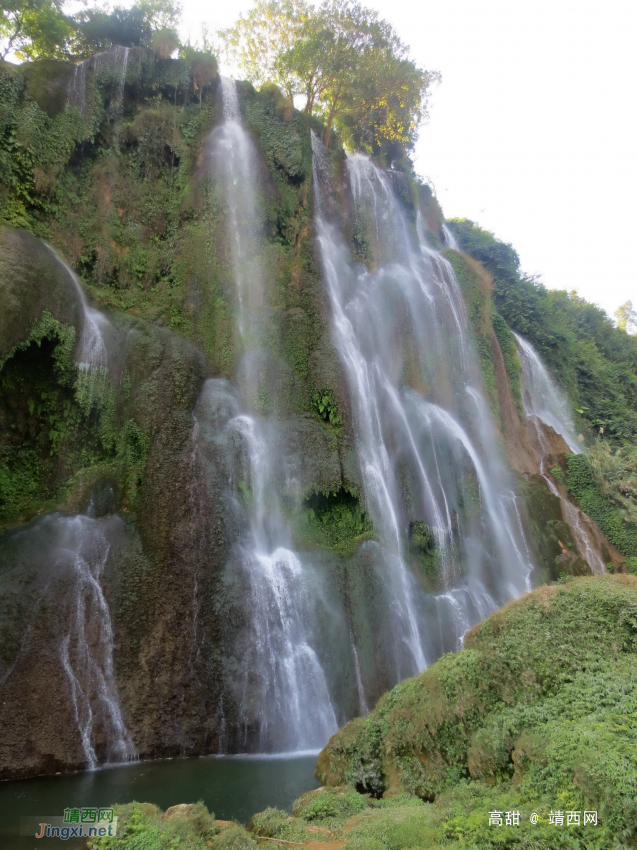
22 807 118 840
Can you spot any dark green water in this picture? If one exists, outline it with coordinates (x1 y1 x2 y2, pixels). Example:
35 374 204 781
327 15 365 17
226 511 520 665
1 754 320 849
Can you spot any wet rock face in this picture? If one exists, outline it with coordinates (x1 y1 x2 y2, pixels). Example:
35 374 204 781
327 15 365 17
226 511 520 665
0 514 135 779
0 229 84 360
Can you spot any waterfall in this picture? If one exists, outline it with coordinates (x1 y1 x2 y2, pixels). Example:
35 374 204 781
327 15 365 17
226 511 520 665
515 332 581 453
312 135 533 668
191 380 339 752
443 223 460 251
515 333 605 572
113 47 130 144
0 514 135 768
57 515 136 767
197 83 341 752
68 59 89 115
67 45 130 132
45 245 109 371
205 77 265 346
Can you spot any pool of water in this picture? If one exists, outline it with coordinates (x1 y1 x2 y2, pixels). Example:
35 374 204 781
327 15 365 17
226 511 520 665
1 753 320 849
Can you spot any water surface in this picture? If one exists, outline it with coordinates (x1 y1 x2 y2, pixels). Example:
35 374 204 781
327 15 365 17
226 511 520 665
2 754 319 849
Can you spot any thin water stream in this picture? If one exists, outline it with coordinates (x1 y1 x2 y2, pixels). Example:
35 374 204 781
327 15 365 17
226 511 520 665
515 332 605 572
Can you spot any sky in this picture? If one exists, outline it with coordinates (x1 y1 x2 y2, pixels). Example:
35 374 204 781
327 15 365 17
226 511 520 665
179 0 637 321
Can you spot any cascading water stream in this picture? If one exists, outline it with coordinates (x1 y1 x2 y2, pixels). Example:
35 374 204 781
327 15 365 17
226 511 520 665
44 244 111 411
197 82 340 752
206 78 265 346
442 223 460 250
515 332 581 453
0 513 136 768
515 332 605 572
44 245 109 371
57 516 136 768
68 46 131 120
32 250 134 763
312 134 534 663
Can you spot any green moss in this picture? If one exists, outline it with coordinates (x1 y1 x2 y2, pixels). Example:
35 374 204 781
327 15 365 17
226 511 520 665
408 521 441 580
317 576 637 843
492 311 523 415
293 487 372 557
567 454 637 559
549 465 565 484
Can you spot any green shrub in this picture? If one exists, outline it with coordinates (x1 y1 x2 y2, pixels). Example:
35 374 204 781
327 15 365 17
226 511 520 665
89 801 221 849
317 577 637 844
293 785 369 823
567 454 637 558
294 487 372 556
249 807 308 842
549 466 564 484
311 387 343 428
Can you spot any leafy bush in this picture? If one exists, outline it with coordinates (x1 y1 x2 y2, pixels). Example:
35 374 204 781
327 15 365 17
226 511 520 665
567 454 637 558
249 807 308 842
89 801 219 849
587 438 637 525
317 576 637 844
296 487 372 556
292 785 369 822
311 387 343 428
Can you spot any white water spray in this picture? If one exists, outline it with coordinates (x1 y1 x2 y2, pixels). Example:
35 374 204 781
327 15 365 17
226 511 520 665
516 333 605 573
56 516 135 767
312 135 534 668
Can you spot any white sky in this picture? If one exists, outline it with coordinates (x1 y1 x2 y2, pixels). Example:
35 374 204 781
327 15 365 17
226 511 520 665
180 0 637 320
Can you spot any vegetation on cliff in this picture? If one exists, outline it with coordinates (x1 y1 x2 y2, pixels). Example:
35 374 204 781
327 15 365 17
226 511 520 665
313 575 637 847
448 218 637 446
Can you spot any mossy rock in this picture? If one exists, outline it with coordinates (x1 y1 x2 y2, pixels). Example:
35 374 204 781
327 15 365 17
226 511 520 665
317 576 637 840
21 59 75 119
0 228 83 360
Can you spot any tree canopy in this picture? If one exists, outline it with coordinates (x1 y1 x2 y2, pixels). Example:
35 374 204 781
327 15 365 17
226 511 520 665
616 300 637 335
1 0 70 60
221 0 439 160
2 0 436 164
1 0 183 61
71 0 181 58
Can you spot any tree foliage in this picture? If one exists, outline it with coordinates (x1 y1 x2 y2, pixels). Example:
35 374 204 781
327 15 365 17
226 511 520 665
1 0 71 60
221 0 438 159
616 299 637 335
71 0 181 58
219 0 309 99
1 0 183 60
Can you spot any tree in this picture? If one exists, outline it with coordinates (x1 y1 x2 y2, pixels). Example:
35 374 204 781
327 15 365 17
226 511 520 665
71 0 181 58
219 0 310 100
339 47 438 158
1 0 71 60
220 0 438 157
616 301 637 335
180 45 217 105
151 26 179 58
